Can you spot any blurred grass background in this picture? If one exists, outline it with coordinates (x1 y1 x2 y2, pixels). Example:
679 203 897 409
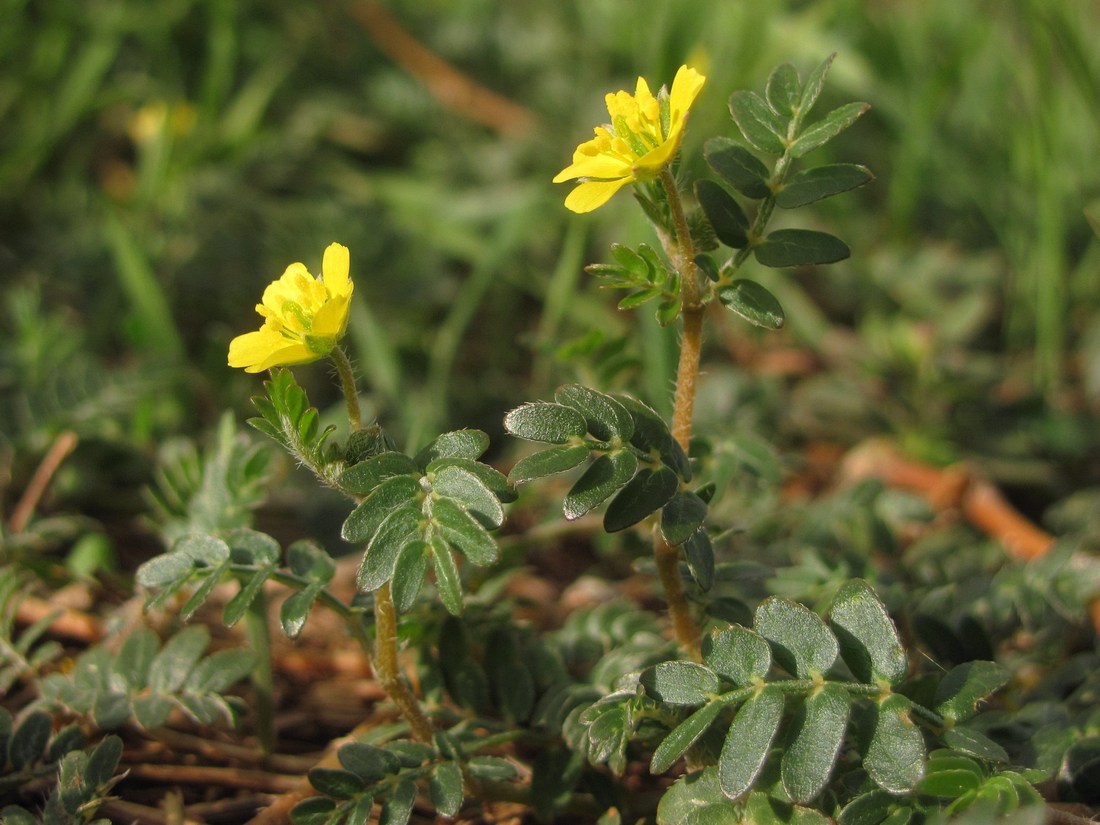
1 0 1099 499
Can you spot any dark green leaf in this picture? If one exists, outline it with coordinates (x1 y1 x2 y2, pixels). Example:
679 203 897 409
504 402 588 444
865 694 925 793
604 467 679 532
357 505 422 592
179 558 229 621
776 164 873 208
133 694 173 728
380 779 418 825
430 762 465 817
719 686 784 800
509 444 589 484
339 452 418 496
149 626 209 693
290 796 337 825
658 767 737 825
684 530 715 591
618 287 664 310
223 563 275 627
695 180 748 249
175 533 231 565
655 296 683 327
280 590 317 639
651 699 726 773
703 626 772 687
225 528 281 566
704 137 772 199
837 790 897 825
46 726 85 764
341 475 421 544
918 768 983 797
467 755 519 781
415 429 489 467
431 536 464 615
563 450 638 520
695 254 720 282
135 551 194 588
555 385 634 442
661 491 708 546
754 229 850 268
286 541 336 582
729 91 787 155
427 457 515 503
941 726 1009 762
308 767 366 799
782 683 850 802
392 540 429 612
115 627 158 687
345 795 376 825
188 648 255 694
83 735 123 790
642 661 720 705
766 63 802 117
789 102 870 158
829 579 907 685
934 661 1010 724
432 465 504 529
613 394 691 480
718 280 785 329
797 53 836 118
338 742 400 782
432 496 499 566
9 710 51 769
754 597 838 678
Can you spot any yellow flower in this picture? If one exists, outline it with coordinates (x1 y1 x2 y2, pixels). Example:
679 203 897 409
553 65 706 213
228 243 354 373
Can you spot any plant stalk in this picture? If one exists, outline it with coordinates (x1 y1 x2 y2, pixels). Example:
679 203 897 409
330 346 363 432
244 591 276 756
656 168 705 661
373 582 435 742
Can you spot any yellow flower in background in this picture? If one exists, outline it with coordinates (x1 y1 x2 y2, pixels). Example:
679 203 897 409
553 65 706 213
228 243 354 373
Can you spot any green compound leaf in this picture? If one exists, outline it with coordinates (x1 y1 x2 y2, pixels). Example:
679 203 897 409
427 457 515 503
797 53 836 119
338 451 418 496
729 90 787 155
555 384 634 442
341 474 422 544
934 661 1011 724
695 179 749 249
431 464 504 529
703 626 772 687
776 164 874 208
651 699 727 773
603 466 679 533
392 540 430 612
704 137 772 199
836 789 899 825
661 491 708 546
414 429 489 468
782 683 851 803
789 102 870 158
718 279 785 330
719 686 784 800
766 62 802 118
431 495 499 566
430 761 465 818
918 754 984 797
149 625 210 693
509 444 589 484
642 661 721 705
431 535 464 615
9 710 50 770
613 394 691 481
563 450 638 521
829 579 907 685
754 597 838 678
754 229 850 268
357 505 422 592
504 402 588 444
338 741 401 782
865 694 926 793
290 796 337 825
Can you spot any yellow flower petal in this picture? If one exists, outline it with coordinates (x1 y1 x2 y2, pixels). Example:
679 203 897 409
563 177 632 214
322 243 352 297
554 65 706 212
312 295 352 339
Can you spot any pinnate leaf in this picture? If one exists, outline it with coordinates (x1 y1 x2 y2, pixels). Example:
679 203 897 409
754 598 838 678
695 180 748 249
766 62 802 117
642 661 720 705
782 683 851 803
509 444 589 484
651 699 726 773
719 686 784 800
934 661 1010 724
776 164 873 208
603 467 679 533
865 694 925 793
789 102 869 158
704 137 772 199
661 491 708 546
829 579 907 685
414 429 489 467
729 91 787 155
505 402 588 444
563 450 638 520
703 626 772 687
555 385 634 442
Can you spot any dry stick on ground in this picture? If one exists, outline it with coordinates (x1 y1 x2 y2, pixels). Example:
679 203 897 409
839 439 1100 634
348 0 537 137
7 429 79 534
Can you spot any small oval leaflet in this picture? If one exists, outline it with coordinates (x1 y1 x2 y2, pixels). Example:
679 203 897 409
718 280 785 330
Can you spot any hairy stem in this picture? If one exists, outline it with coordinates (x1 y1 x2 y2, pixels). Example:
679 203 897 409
244 591 276 756
374 582 435 742
656 168 704 661
330 346 363 432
